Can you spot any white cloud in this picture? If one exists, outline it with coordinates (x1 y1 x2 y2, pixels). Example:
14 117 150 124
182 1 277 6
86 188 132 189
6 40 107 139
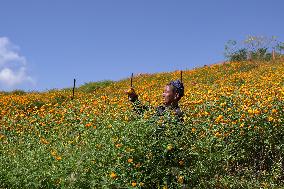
0 67 33 86
0 37 34 90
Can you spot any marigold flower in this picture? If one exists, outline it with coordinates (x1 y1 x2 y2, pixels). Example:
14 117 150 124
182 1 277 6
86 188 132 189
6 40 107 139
0 134 5 140
248 109 253 114
167 144 173 151
85 123 92 127
254 109 260 115
40 137 49 144
51 150 57 156
215 115 223 122
268 116 274 122
177 176 184 183
215 132 222 137
110 172 117 179
163 185 168 189
131 181 137 187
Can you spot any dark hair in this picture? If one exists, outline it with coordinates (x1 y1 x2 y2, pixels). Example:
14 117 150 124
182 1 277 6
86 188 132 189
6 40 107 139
168 80 184 98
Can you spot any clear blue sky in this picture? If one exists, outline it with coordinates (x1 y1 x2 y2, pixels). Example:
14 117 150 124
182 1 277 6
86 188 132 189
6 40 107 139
0 0 283 91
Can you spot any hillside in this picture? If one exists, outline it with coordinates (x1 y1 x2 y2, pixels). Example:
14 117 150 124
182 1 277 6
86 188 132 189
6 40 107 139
1 60 284 188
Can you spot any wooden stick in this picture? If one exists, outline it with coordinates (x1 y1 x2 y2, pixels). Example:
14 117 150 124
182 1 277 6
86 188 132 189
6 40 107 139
272 49 275 60
72 78 76 99
180 70 183 83
130 73 134 88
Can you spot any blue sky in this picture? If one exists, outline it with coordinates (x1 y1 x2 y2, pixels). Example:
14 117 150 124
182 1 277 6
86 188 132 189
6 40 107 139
0 0 283 91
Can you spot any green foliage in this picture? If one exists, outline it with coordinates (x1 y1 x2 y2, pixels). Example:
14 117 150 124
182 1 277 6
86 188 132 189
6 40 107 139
1 101 283 188
11 90 26 95
276 42 284 52
225 35 283 62
0 89 27 95
1 60 284 188
78 80 114 93
228 48 248 62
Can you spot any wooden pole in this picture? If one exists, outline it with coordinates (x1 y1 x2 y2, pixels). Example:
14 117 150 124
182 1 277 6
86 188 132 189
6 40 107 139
72 78 76 99
180 71 183 83
130 73 133 88
272 49 275 60
247 51 251 61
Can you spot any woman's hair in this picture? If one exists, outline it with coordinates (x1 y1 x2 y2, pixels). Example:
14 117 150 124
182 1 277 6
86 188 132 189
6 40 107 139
167 80 184 99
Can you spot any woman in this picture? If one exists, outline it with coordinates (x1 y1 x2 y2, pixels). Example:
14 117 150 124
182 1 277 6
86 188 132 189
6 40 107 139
126 79 184 121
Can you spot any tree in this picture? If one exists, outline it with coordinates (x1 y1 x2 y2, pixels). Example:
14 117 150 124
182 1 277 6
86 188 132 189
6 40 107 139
224 35 283 61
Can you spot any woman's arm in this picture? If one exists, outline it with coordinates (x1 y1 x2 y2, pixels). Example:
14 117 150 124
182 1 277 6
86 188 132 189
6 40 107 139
126 88 149 114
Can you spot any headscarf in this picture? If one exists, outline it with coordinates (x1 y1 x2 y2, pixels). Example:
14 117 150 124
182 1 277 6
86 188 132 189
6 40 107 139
169 80 184 97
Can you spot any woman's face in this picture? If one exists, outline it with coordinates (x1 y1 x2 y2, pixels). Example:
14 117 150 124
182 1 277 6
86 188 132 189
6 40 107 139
162 85 178 106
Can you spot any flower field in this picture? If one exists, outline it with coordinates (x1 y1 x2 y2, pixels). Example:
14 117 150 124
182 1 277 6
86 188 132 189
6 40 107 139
1 60 284 188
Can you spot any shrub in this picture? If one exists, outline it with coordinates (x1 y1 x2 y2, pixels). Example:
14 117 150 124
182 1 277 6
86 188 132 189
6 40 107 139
79 80 114 93
224 35 283 62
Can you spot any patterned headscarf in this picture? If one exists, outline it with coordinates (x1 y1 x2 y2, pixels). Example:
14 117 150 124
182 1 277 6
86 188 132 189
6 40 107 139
169 80 184 97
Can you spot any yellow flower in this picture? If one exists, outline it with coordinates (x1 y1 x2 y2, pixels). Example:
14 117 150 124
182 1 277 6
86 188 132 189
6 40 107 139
215 115 223 123
101 95 107 101
220 102 226 107
163 185 168 189
177 176 184 183
110 172 117 179
124 115 129 121
167 144 173 151
248 109 253 114
127 158 133 163
40 137 49 144
268 116 274 122
215 132 222 138
51 150 57 156
0 134 5 140
85 123 92 127
131 181 137 187
253 109 260 115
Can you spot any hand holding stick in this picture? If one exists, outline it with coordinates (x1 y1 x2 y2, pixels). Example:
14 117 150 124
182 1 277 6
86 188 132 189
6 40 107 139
125 73 138 102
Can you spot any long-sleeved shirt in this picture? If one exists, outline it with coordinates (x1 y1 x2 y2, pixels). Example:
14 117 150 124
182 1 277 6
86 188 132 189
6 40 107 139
130 98 184 122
